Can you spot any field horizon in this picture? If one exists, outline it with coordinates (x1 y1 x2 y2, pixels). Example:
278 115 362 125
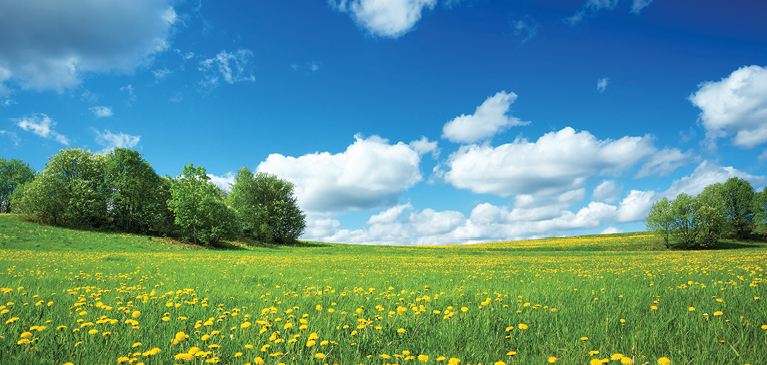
1 214 766 365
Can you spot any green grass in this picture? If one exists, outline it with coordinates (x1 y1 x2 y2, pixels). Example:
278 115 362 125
1 214 766 365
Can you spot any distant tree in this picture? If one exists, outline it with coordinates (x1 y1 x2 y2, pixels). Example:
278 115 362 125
668 193 724 249
14 148 109 228
716 177 756 239
104 148 173 234
227 168 306 244
0 158 36 213
168 164 239 245
646 198 673 248
754 189 767 228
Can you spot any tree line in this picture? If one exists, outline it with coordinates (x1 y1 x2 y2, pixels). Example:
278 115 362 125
646 177 767 249
0 149 306 246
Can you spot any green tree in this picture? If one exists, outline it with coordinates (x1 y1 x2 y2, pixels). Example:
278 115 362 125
228 168 306 244
14 148 109 228
0 158 36 213
667 192 724 249
716 177 755 239
168 164 239 245
646 198 673 248
104 148 173 234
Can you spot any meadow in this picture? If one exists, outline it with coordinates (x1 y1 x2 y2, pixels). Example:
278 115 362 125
1 214 765 365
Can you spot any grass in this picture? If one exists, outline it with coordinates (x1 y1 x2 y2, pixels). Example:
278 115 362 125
1 214 766 365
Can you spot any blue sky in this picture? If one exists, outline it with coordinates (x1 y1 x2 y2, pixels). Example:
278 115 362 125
1 0 766 244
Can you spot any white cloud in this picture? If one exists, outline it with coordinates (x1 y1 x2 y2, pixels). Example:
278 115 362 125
89 106 113 118
600 227 623 234
12 113 69 145
329 0 437 38
567 0 652 25
0 130 20 147
442 91 529 144
94 129 140 152
257 134 424 212
616 189 655 223
152 67 172 82
302 201 619 245
444 127 656 198
592 180 621 203
635 148 694 178
630 0 653 14
0 0 176 92
662 160 766 199
597 77 609 93
207 172 235 193
408 136 439 158
689 65 767 149
513 16 538 43
121 85 136 106
760 149 767 163
198 49 256 91
2 99 17 107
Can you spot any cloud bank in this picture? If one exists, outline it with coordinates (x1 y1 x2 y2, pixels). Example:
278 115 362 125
0 0 177 93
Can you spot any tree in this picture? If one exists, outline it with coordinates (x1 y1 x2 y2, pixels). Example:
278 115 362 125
646 198 673 248
667 192 724 249
168 164 239 245
0 158 36 213
104 148 172 234
227 168 306 244
717 177 755 239
14 148 109 228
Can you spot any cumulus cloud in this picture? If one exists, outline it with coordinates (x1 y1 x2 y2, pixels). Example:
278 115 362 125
597 77 609 93
0 0 177 93
600 227 623 234
94 129 140 152
592 180 621 203
198 49 256 91
444 127 656 198
442 91 529 144
662 160 766 199
302 200 620 245
409 136 439 158
616 189 655 223
636 148 694 178
207 172 235 193
12 114 69 145
89 106 113 118
329 0 437 38
257 134 424 212
689 65 767 149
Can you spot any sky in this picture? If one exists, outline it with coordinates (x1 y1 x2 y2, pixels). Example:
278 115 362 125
1 0 766 245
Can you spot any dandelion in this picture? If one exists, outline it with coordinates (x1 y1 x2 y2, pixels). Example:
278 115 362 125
132 311 140 318
621 357 634 365
688 307 695 312
448 358 460 365
20 332 32 338
590 359 602 365
657 358 671 365
175 353 195 361
17 339 31 345
132 342 142 348
397 328 406 334
580 337 589 341
714 311 723 316
461 307 468 312
315 353 326 359
548 356 557 363
495 362 507 365
506 351 516 356
254 358 264 365
505 326 514 331
418 355 429 362
518 323 528 330
611 354 624 361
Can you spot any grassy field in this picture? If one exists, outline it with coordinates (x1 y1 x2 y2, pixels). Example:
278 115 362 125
1 214 766 365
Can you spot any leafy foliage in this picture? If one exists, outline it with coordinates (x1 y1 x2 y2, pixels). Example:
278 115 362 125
13 148 110 228
104 148 173 234
0 158 36 213
228 168 306 244
168 164 240 245
646 198 673 248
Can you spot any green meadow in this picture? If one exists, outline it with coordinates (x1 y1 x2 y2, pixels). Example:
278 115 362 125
1 214 766 365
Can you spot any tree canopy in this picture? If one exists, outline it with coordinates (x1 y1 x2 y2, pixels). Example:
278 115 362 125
0 157 36 214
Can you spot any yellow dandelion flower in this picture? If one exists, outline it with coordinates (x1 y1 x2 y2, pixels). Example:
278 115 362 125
548 356 557 363
17 339 31 345
132 311 140 318
580 336 589 341
714 311 723 316
657 357 671 365
397 328 406 334
621 357 634 365
506 351 517 356
132 342 142 348
688 307 695 312
254 357 264 365
436 356 446 361
20 332 32 338
117 357 130 364
381 354 391 359
461 307 468 312
495 362 507 365
315 353 326 359
611 354 624 361
88 329 98 335
591 359 603 365
589 351 600 356
175 353 195 361
448 358 461 365
418 355 429 362
518 323 528 330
